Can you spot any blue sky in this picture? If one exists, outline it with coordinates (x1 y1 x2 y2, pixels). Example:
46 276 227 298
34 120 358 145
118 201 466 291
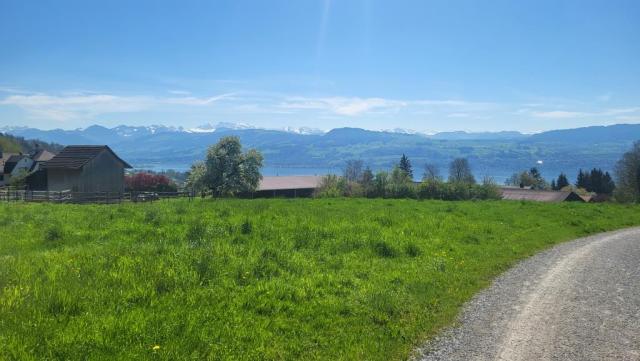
0 0 639 133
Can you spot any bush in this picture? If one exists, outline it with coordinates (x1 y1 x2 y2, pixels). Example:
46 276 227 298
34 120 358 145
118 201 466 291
125 172 178 192
417 179 501 201
372 241 398 258
314 175 343 198
240 219 252 235
43 225 64 245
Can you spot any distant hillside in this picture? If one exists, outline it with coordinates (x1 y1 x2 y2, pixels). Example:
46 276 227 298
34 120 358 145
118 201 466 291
430 130 526 140
527 124 640 143
0 132 64 154
2 123 639 181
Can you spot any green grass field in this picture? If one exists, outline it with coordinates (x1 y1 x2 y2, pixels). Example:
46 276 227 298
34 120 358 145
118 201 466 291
1 199 639 360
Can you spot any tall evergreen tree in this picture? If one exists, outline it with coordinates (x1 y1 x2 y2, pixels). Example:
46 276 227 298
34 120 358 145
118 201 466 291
556 173 569 190
399 154 413 178
576 169 590 190
551 179 557 190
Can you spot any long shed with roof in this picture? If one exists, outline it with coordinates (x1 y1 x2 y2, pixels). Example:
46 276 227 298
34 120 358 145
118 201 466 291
44 145 132 193
254 175 324 197
500 187 585 202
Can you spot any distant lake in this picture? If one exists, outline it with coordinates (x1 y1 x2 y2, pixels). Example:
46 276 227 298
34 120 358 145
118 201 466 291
133 162 519 184
134 163 339 177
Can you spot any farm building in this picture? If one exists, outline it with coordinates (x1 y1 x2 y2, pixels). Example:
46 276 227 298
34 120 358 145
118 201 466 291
1 154 34 185
43 145 132 193
500 187 585 202
31 149 56 165
253 175 324 197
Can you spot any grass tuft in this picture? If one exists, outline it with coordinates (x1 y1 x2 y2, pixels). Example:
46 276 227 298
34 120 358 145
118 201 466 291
372 240 398 258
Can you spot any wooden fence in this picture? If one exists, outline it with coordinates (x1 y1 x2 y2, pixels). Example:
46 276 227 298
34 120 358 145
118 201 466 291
0 189 194 204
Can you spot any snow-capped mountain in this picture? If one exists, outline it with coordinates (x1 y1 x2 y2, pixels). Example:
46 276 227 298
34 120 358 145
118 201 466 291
281 126 325 135
187 122 256 133
113 125 182 137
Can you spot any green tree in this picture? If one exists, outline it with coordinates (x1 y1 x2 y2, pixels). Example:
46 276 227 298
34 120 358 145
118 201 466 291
555 173 570 190
8 169 29 188
448 158 475 184
200 136 263 196
422 163 441 181
186 161 207 192
344 159 364 182
399 154 413 178
576 169 590 190
576 168 615 194
360 167 374 196
314 174 342 198
505 167 548 190
614 141 640 202
389 166 415 198
373 171 390 197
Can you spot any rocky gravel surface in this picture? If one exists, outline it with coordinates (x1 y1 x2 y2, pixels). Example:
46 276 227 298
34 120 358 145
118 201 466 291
416 227 640 361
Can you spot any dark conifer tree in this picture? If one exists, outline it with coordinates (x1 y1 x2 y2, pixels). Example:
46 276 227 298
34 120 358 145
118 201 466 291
576 169 590 190
556 173 569 190
399 154 413 178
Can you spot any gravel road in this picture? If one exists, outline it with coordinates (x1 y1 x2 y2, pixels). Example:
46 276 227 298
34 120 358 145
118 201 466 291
417 227 640 361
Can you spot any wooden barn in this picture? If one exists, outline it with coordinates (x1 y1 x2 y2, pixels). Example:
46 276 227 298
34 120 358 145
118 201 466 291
43 145 132 193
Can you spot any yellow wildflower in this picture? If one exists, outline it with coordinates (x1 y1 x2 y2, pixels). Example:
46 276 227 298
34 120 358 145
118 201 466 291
152 345 161 351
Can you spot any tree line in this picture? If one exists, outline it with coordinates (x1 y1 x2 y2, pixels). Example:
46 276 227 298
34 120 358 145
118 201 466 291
506 167 615 195
315 155 501 200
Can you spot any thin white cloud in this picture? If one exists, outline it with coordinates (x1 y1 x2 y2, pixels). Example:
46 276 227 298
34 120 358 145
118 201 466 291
529 107 640 119
280 96 406 116
0 92 235 121
447 112 470 118
168 90 191 95
531 110 585 119
165 93 236 105
602 107 640 115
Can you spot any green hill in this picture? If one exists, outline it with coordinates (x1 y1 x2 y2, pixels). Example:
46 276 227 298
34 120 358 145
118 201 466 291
0 132 63 154
0 133 23 153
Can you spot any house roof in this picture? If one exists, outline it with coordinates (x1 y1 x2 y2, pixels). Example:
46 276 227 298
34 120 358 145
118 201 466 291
500 188 585 202
258 175 325 191
579 194 593 202
3 154 29 174
32 149 56 162
44 145 132 170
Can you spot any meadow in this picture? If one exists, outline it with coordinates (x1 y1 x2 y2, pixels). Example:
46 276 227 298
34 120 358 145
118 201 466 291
1 198 639 360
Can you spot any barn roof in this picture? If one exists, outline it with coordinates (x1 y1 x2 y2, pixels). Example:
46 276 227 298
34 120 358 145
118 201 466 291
32 149 56 162
258 175 324 191
44 145 132 170
500 188 585 202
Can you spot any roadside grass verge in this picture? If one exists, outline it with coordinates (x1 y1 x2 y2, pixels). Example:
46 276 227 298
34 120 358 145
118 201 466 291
1 199 639 360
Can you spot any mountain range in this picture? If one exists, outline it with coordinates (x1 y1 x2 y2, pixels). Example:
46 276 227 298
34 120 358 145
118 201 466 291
2 123 640 181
